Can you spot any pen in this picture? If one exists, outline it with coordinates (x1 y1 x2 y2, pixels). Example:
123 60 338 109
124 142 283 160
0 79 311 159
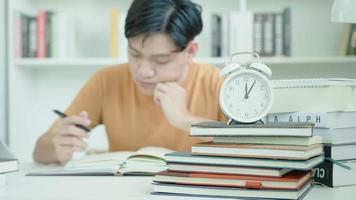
53 109 91 133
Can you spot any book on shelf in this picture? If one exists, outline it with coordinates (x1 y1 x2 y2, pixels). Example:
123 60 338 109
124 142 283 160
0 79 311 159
345 24 356 55
165 152 324 170
110 9 127 58
27 146 173 176
266 111 356 128
313 127 356 144
270 78 356 113
211 7 291 57
324 143 356 161
154 170 311 190
191 142 323 160
213 135 322 146
313 159 356 187
190 121 314 137
14 10 77 59
152 180 312 200
167 162 293 177
0 140 19 174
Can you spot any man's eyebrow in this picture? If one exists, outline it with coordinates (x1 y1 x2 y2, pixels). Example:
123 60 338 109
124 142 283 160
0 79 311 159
128 43 140 53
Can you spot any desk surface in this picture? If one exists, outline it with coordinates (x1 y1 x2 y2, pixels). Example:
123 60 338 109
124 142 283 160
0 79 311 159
1 164 356 200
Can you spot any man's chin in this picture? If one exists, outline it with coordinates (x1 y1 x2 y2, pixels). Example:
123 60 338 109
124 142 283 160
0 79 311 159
136 85 154 96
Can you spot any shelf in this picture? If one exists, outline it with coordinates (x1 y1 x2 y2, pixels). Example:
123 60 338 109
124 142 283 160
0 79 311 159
14 56 356 68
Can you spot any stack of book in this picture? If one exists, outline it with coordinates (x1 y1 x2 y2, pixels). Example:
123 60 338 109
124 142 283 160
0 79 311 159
0 140 19 189
266 111 356 187
152 121 324 199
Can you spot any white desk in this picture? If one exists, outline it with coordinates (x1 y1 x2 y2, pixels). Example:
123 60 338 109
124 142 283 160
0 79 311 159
1 164 356 200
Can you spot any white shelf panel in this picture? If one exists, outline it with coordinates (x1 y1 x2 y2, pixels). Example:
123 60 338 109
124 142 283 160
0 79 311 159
14 56 356 68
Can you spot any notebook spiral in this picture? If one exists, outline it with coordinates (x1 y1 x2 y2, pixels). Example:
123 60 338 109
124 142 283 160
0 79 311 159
272 78 356 89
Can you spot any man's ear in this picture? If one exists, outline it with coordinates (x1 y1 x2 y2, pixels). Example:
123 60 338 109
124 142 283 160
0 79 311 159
186 41 198 57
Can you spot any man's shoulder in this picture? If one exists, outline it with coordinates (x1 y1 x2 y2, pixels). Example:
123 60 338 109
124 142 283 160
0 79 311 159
191 62 221 82
96 63 130 81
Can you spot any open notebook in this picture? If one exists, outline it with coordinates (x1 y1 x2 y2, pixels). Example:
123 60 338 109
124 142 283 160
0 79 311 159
270 78 356 113
27 146 173 176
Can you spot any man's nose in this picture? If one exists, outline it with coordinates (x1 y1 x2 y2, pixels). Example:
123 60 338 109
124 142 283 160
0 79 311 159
138 60 155 78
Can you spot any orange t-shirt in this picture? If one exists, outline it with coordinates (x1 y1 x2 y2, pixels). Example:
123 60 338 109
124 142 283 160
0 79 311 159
66 62 226 151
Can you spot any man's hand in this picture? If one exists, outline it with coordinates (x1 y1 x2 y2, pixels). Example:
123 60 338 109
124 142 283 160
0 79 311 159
154 82 190 130
47 111 90 164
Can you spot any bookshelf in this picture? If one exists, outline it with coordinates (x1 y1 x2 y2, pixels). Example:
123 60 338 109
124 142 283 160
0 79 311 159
6 0 356 161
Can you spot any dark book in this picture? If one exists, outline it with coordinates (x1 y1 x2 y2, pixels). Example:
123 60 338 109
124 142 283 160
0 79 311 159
28 16 37 57
282 7 291 56
346 24 356 55
45 11 54 58
324 143 356 160
21 14 30 57
211 14 222 57
0 140 18 174
313 159 356 187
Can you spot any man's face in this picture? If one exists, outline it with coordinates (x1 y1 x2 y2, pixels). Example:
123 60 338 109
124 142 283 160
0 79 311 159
127 33 190 96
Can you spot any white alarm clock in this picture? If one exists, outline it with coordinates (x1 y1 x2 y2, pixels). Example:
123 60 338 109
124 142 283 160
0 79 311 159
219 52 274 124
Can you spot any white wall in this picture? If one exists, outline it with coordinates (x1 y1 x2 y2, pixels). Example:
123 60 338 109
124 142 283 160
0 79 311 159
0 0 7 144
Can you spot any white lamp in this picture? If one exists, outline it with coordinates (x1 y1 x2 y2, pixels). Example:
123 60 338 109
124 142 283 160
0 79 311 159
331 0 356 23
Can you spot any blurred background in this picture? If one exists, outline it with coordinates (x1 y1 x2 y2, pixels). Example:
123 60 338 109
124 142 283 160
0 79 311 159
0 0 355 162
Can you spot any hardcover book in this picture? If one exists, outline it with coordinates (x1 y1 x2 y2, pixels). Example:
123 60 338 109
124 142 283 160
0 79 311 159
165 152 324 170
154 170 311 190
192 142 323 160
190 121 314 137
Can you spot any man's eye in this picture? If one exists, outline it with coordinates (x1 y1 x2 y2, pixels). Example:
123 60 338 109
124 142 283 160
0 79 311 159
131 54 141 58
155 59 170 65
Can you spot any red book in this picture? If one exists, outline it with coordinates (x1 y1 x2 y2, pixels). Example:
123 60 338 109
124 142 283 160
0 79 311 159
154 170 311 190
36 10 46 58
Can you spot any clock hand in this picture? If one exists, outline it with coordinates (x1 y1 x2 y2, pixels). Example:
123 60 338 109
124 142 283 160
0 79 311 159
244 82 248 99
246 80 256 98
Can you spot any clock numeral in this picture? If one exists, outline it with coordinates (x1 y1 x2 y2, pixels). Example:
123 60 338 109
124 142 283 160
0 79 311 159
235 80 240 85
245 112 249 117
228 103 233 108
261 103 265 108
229 87 234 92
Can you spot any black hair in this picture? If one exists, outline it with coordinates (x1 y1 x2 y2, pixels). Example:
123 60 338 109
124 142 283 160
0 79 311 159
125 0 203 51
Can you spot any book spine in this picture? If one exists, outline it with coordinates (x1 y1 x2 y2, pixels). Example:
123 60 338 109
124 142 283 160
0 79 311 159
312 160 333 187
274 13 283 56
28 17 38 58
110 9 118 58
36 10 47 58
211 14 220 57
45 11 54 58
282 7 291 56
265 113 327 127
253 14 263 56
21 14 29 57
347 24 356 55
262 14 275 56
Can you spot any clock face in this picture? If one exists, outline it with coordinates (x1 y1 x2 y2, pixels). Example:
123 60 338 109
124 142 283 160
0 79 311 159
220 70 274 123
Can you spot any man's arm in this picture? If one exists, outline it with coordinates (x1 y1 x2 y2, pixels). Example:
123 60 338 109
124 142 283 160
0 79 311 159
153 82 214 133
33 112 90 164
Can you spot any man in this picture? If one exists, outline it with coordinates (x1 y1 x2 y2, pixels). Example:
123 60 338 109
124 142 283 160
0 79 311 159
33 0 226 164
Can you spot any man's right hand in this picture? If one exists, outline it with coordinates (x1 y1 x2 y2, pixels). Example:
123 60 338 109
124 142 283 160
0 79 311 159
47 111 91 164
